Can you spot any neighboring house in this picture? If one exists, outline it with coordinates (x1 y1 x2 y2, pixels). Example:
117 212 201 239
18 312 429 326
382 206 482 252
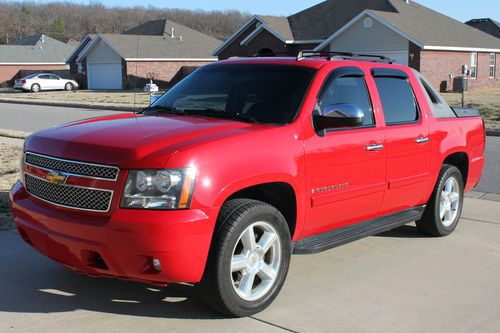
0 34 74 86
466 18 500 39
68 19 221 90
215 0 500 90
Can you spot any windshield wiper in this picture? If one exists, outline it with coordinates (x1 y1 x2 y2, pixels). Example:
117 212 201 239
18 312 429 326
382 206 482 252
140 105 186 115
183 108 258 124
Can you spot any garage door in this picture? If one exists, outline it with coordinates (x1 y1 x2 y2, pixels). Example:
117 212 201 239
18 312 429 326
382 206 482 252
87 63 122 90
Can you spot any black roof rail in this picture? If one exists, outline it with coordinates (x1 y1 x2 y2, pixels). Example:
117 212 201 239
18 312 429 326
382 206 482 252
297 50 395 64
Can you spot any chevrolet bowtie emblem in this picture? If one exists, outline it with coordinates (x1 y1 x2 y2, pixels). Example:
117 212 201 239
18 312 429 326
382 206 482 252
45 171 69 185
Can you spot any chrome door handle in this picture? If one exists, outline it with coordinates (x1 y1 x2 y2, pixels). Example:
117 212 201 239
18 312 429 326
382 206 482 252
416 136 429 144
365 143 384 151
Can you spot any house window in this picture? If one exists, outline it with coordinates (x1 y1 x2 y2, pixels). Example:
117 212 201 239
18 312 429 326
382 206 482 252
470 52 477 79
489 53 496 78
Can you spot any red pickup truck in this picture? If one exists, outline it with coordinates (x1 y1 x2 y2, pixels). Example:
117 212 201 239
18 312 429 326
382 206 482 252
10 52 485 317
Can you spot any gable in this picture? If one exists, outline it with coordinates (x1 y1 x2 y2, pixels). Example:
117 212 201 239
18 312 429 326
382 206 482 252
86 39 122 64
331 14 408 53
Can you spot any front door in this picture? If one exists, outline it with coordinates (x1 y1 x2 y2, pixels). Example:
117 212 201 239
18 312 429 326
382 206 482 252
304 67 386 237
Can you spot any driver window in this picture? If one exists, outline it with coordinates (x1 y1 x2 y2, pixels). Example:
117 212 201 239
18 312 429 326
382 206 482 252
318 76 375 126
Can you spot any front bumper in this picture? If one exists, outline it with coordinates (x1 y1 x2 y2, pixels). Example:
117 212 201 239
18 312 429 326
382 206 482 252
9 181 217 284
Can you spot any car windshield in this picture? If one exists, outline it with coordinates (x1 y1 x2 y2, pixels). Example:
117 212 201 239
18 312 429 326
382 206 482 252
147 64 316 125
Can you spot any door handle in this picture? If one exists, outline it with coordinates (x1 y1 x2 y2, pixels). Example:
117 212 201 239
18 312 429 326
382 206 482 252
415 136 429 144
365 143 384 151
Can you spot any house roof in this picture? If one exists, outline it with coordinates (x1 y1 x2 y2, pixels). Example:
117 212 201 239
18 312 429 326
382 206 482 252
288 0 396 40
258 16 294 40
76 19 221 62
0 34 75 64
466 18 500 39
216 0 500 55
368 0 500 50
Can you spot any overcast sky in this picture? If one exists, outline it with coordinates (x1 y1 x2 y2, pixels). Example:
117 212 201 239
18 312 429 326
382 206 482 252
29 0 499 22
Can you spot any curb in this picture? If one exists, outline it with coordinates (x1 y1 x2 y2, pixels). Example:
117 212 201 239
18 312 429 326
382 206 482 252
0 99 139 112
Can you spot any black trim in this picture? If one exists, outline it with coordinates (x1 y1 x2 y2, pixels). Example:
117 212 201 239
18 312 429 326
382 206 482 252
451 107 481 118
371 68 409 79
292 205 426 254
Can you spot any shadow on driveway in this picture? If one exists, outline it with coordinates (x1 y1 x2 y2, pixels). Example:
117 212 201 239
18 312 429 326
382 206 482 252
0 231 227 320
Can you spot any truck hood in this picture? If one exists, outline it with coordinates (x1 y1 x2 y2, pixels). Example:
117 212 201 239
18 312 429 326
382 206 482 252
26 113 265 168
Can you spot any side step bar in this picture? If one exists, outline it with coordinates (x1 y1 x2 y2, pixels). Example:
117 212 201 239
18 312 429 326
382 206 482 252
293 205 425 254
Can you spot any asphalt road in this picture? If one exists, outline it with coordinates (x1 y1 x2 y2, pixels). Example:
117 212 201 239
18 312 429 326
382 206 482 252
0 102 126 132
0 102 498 194
1 197 499 332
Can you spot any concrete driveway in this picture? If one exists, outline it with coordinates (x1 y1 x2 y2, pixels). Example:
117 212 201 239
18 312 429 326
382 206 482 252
1 197 499 332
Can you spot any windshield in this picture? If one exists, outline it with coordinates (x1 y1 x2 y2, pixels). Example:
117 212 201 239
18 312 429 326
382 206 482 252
148 64 316 125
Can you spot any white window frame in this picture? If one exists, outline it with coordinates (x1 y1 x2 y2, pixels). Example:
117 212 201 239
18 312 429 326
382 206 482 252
470 52 478 79
489 53 496 79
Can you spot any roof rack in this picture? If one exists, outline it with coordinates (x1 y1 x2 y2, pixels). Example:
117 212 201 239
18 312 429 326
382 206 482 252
297 50 395 64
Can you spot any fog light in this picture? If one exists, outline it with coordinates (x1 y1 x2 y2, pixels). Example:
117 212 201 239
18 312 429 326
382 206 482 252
152 257 162 272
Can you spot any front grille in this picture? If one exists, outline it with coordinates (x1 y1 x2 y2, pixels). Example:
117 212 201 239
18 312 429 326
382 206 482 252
25 174 113 212
25 152 119 180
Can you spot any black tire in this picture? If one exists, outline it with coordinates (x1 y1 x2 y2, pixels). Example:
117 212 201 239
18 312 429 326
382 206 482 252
416 164 464 236
197 199 291 317
64 82 73 91
31 84 41 93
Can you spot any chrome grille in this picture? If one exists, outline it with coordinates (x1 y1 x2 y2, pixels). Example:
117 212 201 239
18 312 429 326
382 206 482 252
25 152 119 180
25 174 113 212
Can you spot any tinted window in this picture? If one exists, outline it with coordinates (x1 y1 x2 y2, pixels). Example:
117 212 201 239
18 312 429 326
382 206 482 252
375 77 418 125
49 75 60 80
38 75 50 80
152 64 316 125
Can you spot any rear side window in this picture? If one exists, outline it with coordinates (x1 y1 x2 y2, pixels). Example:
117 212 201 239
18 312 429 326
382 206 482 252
375 77 419 125
319 76 374 126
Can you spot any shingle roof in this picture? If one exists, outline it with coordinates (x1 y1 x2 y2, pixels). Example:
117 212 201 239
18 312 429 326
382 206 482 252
98 31 220 59
288 0 396 40
466 18 500 39
0 34 75 63
122 19 167 36
258 16 294 40
369 0 500 49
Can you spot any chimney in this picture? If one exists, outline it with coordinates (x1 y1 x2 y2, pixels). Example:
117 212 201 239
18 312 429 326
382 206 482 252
171 27 175 38
405 0 410 3
41 34 45 43
179 35 183 42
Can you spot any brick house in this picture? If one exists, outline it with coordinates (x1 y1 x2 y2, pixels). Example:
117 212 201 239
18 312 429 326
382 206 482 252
214 0 500 91
0 34 75 87
68 19 220 90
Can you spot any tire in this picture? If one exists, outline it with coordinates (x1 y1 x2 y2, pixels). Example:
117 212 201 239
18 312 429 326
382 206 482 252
197 199 291 317
31 84 40 93
416 164 464 236
64 82 73 91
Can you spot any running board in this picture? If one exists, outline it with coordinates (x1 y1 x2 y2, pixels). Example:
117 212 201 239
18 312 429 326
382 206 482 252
293 206 426 254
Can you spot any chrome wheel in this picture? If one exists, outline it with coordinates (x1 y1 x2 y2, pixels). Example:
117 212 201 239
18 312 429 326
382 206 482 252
65 83 73 91
440 177 460 227
230 221 281 301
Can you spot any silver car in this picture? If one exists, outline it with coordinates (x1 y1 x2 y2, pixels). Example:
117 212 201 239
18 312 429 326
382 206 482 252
14 73 79 92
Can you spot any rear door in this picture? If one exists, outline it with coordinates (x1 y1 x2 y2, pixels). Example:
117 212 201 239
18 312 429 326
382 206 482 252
371 68 431 213
304 66 386 236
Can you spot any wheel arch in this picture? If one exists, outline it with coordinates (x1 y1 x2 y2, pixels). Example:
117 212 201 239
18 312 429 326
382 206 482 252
215 181 298 240
442 151 469 186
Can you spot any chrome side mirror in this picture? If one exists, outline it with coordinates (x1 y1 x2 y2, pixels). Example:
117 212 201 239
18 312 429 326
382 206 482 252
313 103 365 131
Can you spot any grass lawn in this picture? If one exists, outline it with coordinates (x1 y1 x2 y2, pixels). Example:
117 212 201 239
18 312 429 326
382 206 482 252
442 88 500 131
0 143 22 230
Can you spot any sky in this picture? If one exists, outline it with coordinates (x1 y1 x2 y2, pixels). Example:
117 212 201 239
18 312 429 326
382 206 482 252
29 0 500 22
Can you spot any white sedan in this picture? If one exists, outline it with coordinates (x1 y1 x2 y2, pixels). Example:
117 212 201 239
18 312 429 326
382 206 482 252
14 73 79 92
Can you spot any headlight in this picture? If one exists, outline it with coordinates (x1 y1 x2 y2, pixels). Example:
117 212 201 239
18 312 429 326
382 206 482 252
120 168 195 210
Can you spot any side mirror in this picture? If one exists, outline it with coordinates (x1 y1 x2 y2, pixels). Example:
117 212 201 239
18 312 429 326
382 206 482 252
313 103 365 131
